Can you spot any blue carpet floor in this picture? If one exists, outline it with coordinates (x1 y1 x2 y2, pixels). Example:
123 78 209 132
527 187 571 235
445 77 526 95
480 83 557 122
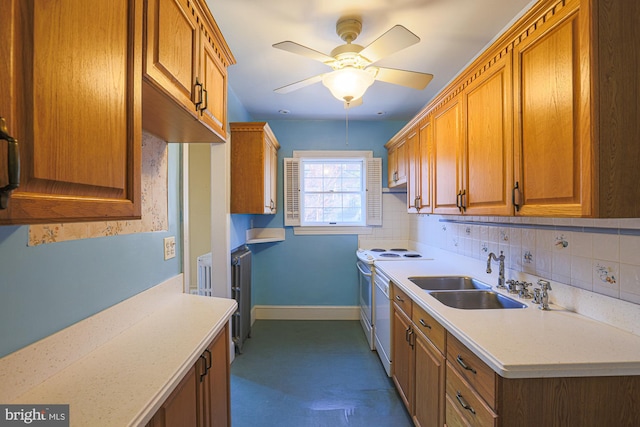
230 320 413 427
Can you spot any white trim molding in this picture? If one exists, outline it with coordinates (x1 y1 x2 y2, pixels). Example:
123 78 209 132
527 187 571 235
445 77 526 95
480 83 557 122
252 305 360 322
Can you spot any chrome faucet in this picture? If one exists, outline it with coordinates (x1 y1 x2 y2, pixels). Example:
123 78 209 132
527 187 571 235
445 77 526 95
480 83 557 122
537 279 552 310
486 251 506 289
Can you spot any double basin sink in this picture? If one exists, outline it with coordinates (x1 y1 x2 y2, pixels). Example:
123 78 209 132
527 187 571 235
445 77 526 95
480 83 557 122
408 276 527 310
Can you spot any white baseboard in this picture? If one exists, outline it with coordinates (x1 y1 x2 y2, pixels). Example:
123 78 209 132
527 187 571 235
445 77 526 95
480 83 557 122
251 305 359 322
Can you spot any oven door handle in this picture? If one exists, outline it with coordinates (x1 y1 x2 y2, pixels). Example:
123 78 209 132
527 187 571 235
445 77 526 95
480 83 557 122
356 262 372 277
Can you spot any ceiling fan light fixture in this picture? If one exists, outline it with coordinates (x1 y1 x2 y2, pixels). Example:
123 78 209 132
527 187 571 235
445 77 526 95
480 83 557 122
322 67 375 102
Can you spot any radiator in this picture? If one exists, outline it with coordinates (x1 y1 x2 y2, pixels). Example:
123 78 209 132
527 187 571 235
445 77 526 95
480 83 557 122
196 253 213 296
231 246 252 353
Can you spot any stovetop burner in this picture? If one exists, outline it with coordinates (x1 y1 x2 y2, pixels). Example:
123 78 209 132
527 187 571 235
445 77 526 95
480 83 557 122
370 248 386 252
403 253 422 258
379 253 401 258
390 248 408 252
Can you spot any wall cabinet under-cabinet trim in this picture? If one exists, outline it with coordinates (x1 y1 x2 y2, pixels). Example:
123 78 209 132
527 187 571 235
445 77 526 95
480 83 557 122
386 0 640 218
230 122 281 215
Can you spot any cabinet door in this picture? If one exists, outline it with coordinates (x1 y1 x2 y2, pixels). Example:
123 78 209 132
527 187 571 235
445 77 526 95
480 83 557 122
145 0 198 110
414 333 445 427
406 129 420 212
269 142 278 212
388 146 398 187
392 305 414 413
417 119 432 213
198 325 230 427
0 0 141 224
262 139 274 213
432 96 463 214
199 19 228 140
396 141 407 185
147 365 198 427
513 3 590 216
463 52 513 216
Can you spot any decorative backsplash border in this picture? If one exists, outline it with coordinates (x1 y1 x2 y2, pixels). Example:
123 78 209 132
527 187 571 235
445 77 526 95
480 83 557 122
28 132 168 246
438 218 640 236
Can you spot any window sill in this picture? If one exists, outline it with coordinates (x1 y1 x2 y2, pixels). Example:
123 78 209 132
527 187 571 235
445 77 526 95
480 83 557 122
293 226 374 236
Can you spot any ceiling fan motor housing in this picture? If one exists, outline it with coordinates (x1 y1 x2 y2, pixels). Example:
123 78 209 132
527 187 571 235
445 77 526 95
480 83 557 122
336 17 362 43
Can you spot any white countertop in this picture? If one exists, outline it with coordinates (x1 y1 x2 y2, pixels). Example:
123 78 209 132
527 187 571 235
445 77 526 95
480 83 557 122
376 251 640 379
0 275 237 426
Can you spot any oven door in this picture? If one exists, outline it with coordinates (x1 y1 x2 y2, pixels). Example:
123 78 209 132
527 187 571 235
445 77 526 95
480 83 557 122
356 261 375 350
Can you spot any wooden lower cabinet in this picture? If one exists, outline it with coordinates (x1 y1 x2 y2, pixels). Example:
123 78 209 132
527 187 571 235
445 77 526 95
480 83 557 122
391 290 640 427
147 324 230 427
414 332 445 427
392 283 445 426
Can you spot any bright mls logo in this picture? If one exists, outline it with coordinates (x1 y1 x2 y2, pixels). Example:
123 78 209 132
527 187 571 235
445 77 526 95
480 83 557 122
0 405 69 426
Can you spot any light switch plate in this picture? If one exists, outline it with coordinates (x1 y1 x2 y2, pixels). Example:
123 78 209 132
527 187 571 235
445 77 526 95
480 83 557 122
163 236 176 260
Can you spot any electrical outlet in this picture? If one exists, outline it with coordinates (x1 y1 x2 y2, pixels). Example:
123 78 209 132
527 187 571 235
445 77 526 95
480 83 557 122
164 236 176 260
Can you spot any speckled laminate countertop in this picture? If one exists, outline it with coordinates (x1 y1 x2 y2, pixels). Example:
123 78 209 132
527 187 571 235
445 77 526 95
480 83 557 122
376 251 640 379
0 275 237 426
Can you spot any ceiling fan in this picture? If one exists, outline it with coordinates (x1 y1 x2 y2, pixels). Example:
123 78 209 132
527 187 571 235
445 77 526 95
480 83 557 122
273 17 434 108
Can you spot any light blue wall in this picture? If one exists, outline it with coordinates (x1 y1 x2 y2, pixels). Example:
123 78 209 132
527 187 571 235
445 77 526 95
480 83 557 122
247 119 405 307
228 87 255 250
0 144 182 358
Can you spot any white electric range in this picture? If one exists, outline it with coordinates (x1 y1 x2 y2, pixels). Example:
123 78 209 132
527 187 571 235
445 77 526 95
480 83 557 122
356 241 430 376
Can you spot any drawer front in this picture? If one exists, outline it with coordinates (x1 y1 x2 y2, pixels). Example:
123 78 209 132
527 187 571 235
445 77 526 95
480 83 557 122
446 363 497 427
447 333 496 408
412 304 446 354
392 283 412 317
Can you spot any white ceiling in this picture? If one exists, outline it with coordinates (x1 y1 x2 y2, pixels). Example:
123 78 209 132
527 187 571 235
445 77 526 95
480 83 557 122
206 0 535 121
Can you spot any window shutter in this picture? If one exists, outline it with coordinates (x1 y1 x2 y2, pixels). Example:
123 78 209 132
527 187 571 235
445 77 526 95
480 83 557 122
366 158 382 226
283 158 300 226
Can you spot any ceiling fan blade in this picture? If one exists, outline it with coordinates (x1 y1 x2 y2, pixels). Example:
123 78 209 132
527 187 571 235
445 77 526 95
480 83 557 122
344 97 363 109
374 67 433 90
359 25 420 64
272 41 335 64
274 74 324 94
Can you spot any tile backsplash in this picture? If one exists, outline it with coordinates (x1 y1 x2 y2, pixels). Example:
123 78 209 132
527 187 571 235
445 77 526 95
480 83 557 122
410 214 640 306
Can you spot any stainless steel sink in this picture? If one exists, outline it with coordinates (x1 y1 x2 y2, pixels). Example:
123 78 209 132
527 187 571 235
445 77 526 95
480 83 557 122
429 290 527 309
408 276 492 291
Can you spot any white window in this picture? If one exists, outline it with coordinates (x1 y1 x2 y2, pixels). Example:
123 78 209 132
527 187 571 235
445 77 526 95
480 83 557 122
301 159 366 226
284 151 382 234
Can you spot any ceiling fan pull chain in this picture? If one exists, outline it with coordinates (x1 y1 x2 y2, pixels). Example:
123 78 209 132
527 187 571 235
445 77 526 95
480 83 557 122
345 104 349 146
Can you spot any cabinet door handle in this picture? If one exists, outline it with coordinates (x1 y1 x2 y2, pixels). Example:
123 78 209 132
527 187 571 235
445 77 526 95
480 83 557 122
419 318 431 329
456 355 477 374
0 117 20 210
199 354 208 382
205 349 212 371
395 295 404 302
405 326 411 343
194 78 203 111
456 391 476 414
270 199 275 210
512 181 521 212
460 189 466 212
200 87 208 115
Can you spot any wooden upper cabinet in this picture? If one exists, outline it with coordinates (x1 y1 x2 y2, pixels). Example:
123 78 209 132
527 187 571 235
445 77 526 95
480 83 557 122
513 0 589 216
463 50 514 216
142 0 234 143
386 138 407 187
407 120 432 214
230 122 281 214
432 95 463 215
0 0 142 225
